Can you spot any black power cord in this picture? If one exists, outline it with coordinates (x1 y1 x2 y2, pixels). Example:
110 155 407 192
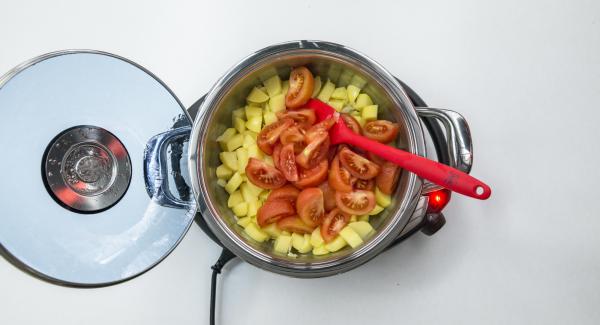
209 248 236 325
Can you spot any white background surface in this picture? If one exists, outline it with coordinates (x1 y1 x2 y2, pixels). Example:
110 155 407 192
1 0 599 324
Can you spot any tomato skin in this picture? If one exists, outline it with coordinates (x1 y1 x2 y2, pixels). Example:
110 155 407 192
318 181 337 212
339 147 380 180
321 208 351 243
341 113 362 134
286 67 315 109
293 160 328 189
245 158 287 189
354 178 375 191
277 109 316 127
257 119 294 155
257 200 296 227
266 185 300 206
279 143 299 182
363 120 400 143
277 216 314 234
296 187 325 227
272 142 283 170
328 155 354 193
335 190 376 215
376 161 401 194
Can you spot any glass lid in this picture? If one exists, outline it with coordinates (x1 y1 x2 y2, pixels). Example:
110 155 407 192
0 51 196 286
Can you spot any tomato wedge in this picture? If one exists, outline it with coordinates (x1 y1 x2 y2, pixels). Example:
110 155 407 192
279 143 298 182
338 147 380 180
277 109 316 127
341 113 362 134
272 142 283 170
266 185 300 205
367 151 386 166
296 187 325 228
305 117 335 143
293 160 328 189
245 158 287 189
257 200 296 227
376 161 402 194
279 126 305 154
328 155 354 192
318 181 337 212
276 216 314 234
296 133 329 169
286 66 314 109
335 190 376 215
321 208 351 243
363 120 400 143
257 118 294 155
354 178 375 191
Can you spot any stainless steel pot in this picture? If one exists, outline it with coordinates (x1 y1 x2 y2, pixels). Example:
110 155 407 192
152 40 473 277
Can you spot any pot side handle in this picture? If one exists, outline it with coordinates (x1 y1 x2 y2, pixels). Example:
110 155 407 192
415 107 473 174
143 126 194 209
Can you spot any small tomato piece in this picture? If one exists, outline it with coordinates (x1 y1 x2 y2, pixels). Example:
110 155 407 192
286 67 314 109
339 147 380 180
245 158 287 189
279 143 299 182
257 118 294 155
321 208 351 243
335 190 376 215
272 142 283 170
296 187 325 228
293 159 328 189
318 181 337 212
341 113 362 134
277 216 314 234
328 154 354 193
363 120 400 143
277 109 316 127
376 161 402 194
296 133 329 169
257 200 296 227
266 185 300 206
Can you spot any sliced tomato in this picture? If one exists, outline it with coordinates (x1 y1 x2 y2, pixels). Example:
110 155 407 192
296 133 329 169
296 187 325 228
245 158 287 189
318 181 337 212
257 118 294 155
367 151 386 166
293 160 328 189
376 161 402 194
266 184 300 207
272 142 283 170
279 126 305 154
335 190 376 215
321 208 351 243
339 147 380 180
327 145 337 164
279 143 298 182
257 200 296 227
277 109 316 127
363 120 400 143
341 113 362 134
305 117 335 143
328 155 354 192
286 67 314 109
354 178 375 191
276 216 314 234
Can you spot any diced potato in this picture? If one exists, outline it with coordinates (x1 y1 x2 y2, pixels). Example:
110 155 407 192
312 245 329 256
358 215 370 222
310 227 325 247
337 69 353 87
216 164 233 180
232 107 246 121
237 217 252 228
263 75 282 97
232 202 248 217
226 133 244 152
217 128 237 151
247 144 264 159
339 227 364 248
245 181 264 196
236 148 249 172
281 231 291 236
227 190 244 208
245 106 263 119
233 117 246 133
269 93 286 113
274 235 292 254
328 100 345 112
258 67 278 82
355 94 373 110
242 133 256 148
375 187 392 207
369 204 384 216
240 183 258 202
327 65 342 82
350 75 367 89
244 223 269 242
217 179 227 187
259 190 270 202
346 85 361 103
247 199 260 217
225 172 243 194
361 105 378 122
325 236 347 252
219 152 238 171
350 215 357 222
263 111 278 125
281 80 289 96
317 79 336 102
246 116 262 133
243 130 258 140
311 76 322 98
292 233 312 253
331 87 348 101
348 221 375 240
247 87 269 103
262 223 282 238
263 155 274 167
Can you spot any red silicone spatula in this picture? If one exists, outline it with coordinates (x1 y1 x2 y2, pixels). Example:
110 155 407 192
306 99 491 200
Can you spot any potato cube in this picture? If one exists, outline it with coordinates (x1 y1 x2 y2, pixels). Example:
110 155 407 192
350 75 367 89
232 202 248 217
292 233 312 253
328 100 345 112
240 183 258 202
217 128 237 151
361 105 378 122
227 190 244 208
242 134 256 148
311 76 322 98
346 85 361 103
310 227 324 247
236 148 249 172
225 172 243 194
337 69 353 87
274 235 292 254
244 223 269 242
263 111 278 126
339 227 364 248
226 133 244 152
375 187 392 207
325 236 347 252
358 215 370 222
281 80 289 96
269 93 286 113
348 221 375 240
237 217 252 228
217 179 227 187
216 164 233 180
331 87 348 101
355 94 373 110
247 87 269 103
219 152 238 171
263 75 282 97
232 107 246 121
317 79 336 102
247 199 260 217
312 245 329 256
246 116 262 133
233 117 246 133
247 144 264 159
262 223 282 238
245 105 263 119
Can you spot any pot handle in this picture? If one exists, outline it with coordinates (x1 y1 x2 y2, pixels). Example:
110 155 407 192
143 126 194 209
415 107 473 174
